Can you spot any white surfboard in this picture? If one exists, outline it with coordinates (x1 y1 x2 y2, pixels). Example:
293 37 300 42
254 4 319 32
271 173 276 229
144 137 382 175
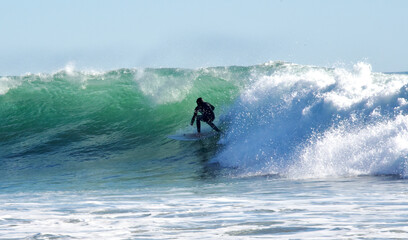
168 132 218 141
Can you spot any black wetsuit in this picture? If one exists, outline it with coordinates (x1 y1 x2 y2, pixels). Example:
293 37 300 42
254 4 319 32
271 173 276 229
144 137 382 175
191 102 220 133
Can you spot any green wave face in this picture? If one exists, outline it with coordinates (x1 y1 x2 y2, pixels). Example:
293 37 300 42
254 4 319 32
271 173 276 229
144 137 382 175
0 65 254 167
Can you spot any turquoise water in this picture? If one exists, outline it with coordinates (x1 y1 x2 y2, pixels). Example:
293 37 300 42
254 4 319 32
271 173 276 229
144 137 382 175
1 62 408 239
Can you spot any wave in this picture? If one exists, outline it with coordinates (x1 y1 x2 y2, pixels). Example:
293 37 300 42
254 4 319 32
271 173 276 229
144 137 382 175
0 65 242 165
1 62 408 179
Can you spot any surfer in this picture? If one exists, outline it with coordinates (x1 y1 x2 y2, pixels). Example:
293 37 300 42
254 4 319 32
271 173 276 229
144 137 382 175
191 97 221 135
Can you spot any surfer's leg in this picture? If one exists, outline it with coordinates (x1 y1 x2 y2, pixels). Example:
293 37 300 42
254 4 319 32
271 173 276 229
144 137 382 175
196 115 202 133
207 121 221 132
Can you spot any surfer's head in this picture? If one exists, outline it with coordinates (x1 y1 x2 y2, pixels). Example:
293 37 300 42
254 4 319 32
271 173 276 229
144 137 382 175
196 97 203 105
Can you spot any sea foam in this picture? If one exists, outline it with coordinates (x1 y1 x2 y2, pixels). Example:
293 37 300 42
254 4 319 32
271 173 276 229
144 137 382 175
214 62 408 178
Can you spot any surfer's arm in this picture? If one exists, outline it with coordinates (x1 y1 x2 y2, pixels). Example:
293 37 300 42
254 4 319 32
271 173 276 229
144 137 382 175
190 114 196 125
191 110 198 125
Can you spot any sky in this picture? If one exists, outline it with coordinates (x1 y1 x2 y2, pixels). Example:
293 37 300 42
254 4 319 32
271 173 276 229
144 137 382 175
0 0 407 75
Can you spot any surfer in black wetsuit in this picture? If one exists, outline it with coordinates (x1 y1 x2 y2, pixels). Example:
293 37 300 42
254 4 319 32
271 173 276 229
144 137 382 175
191 97 221 134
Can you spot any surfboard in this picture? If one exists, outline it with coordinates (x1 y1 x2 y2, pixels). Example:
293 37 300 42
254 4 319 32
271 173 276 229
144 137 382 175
168 132 218 141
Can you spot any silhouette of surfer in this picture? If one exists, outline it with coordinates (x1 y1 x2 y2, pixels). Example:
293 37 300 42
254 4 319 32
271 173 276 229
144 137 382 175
191 97 221 135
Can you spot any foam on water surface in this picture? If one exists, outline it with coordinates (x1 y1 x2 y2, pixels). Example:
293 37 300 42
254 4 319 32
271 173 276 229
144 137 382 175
1 177 407 239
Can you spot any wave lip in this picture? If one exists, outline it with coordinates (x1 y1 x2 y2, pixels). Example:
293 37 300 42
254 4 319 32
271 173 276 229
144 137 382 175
0 76 22 95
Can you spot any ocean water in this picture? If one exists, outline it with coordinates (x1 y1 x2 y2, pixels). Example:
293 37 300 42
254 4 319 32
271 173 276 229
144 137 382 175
1 62 408 239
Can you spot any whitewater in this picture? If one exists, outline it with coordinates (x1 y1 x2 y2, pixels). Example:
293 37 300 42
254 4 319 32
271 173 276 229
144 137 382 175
1 61 408 239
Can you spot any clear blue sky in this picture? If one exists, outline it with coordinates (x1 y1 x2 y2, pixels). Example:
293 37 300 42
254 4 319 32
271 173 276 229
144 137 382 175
1 0 407 75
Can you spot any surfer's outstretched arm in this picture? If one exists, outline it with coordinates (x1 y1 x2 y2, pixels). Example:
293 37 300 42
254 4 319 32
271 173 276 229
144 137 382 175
190 112 197 126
